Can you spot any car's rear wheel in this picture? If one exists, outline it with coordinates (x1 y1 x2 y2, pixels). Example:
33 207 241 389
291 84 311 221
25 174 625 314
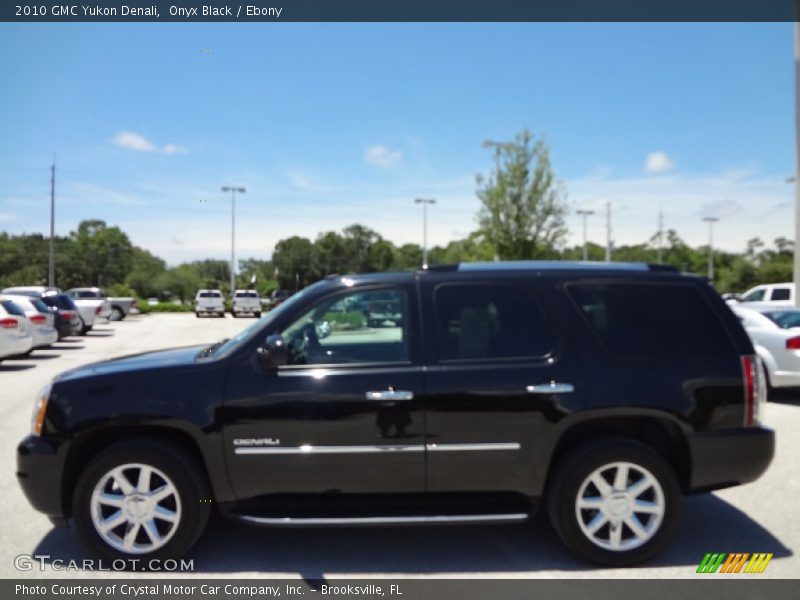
73 439 211 563
546 438 681 566
254 312 261 319
110 307 125 321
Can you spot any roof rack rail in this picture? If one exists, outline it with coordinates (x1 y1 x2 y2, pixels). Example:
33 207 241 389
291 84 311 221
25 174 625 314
417 264 458 272
646 263 678 272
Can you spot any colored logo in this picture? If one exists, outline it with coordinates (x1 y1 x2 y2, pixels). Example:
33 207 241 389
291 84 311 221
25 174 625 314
696 553 773 574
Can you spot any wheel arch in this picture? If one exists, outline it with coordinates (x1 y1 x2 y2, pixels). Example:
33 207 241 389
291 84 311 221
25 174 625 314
543 412 692 495
61 423 226 519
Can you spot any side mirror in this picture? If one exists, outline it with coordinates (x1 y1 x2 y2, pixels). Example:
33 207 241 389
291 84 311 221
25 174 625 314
256 334 288 370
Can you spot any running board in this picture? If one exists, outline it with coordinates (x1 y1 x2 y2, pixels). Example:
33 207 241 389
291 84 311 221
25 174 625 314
236 513 530 527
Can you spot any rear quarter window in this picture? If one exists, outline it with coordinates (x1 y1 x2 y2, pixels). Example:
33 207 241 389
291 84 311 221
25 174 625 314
567 282 736 358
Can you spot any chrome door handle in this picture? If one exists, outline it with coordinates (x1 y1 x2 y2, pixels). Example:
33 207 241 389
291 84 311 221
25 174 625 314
526 382 575 394
366 390 414 401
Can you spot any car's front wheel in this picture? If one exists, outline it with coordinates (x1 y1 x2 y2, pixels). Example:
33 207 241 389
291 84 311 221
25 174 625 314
73 439 211 563
546 438 681 567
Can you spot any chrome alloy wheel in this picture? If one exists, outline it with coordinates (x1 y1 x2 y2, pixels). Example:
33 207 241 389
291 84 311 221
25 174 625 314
575 461 665 551
90 463 182 554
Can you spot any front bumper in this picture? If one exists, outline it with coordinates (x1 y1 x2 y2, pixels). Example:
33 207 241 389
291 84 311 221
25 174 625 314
687 427 775 493
17 435 68 524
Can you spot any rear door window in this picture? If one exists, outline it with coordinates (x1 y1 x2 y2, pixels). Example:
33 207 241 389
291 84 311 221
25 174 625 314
434 284 554 361
568 283 735 358
770 287 791 301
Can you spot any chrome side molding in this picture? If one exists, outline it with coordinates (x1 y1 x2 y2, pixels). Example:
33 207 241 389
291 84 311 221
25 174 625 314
235 442 522 455
238 513 530 526
526 382 575 394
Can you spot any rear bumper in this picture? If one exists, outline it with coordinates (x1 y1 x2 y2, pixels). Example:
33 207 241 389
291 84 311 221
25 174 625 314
17 435 68 523
0 334 33 358
687 427 775 493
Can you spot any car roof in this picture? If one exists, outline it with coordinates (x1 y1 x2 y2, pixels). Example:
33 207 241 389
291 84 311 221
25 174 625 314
327 261 681 286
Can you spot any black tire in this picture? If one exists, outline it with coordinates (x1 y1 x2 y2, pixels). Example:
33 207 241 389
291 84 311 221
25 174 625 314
254 312 261 319
232 312 239 318
110 307 125 322
546 438 682 567
80 324 92 335
73 438 211 563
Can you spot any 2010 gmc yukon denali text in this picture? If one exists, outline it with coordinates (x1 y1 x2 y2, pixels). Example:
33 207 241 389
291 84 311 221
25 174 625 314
16 261 775 566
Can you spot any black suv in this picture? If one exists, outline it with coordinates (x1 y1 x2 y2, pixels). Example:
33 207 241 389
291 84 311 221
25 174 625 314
17 261 774 566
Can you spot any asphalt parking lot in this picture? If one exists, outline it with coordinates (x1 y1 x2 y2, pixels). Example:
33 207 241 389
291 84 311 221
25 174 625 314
0 313 798 579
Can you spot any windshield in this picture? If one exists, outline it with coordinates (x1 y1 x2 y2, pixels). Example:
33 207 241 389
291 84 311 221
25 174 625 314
201 281 326 358
762 311 800 329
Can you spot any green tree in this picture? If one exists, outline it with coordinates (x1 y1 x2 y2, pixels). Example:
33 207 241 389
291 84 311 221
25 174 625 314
67 220 134 287
272 236 316 289
476 130 568 259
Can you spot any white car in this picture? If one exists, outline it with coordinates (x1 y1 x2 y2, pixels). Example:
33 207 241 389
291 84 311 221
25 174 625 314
231 289 262 318
3 295 58 349
729 282 794 307
2 286 108 334
733 305 800 391
195 289 225 318
0 298 34 361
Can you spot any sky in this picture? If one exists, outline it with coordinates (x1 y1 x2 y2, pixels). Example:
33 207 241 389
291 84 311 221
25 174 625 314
0 23 795 265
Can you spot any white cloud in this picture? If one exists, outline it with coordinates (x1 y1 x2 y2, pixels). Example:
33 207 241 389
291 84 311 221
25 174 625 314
113 131 188 154
644 151 675 174
0 211 16 222
162 144 188 155
365 145 403 167
113 131 156 152
702 199 743 219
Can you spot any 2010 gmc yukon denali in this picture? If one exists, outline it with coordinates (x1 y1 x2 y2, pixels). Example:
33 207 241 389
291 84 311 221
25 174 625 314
17 261 775 566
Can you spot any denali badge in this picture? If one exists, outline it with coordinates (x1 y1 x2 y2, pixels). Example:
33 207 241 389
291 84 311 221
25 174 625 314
233 437 280 446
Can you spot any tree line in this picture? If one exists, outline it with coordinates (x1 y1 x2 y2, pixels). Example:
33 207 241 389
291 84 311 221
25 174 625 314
0 129 793 299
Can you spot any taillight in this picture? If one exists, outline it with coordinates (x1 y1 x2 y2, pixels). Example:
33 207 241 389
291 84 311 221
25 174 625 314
0 318 18 329
30 315 46 325
741 355 764 426
95 305 102 315
787 337 800 350
61 310 74 320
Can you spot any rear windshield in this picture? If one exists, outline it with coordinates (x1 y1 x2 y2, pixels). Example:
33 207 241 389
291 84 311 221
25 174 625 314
0 299 25 316
42 294 78 310
762 310 800 329
568 283 735 358
198 292 222 298
235 292 258 298
30 298 49 312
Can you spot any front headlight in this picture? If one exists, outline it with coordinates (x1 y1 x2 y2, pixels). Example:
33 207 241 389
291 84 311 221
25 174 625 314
31 382 52 436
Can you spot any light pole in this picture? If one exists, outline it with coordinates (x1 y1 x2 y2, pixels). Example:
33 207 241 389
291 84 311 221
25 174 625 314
49 154 55 287
794 11 800 306
576 209 594 261
415 198 436 267
221 186 245 296
703 217 719 282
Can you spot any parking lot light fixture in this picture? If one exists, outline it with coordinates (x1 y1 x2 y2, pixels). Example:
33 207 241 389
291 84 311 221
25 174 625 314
221 186 246 296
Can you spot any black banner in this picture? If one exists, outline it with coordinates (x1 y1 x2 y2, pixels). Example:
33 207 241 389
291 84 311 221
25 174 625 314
1 1 798 23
